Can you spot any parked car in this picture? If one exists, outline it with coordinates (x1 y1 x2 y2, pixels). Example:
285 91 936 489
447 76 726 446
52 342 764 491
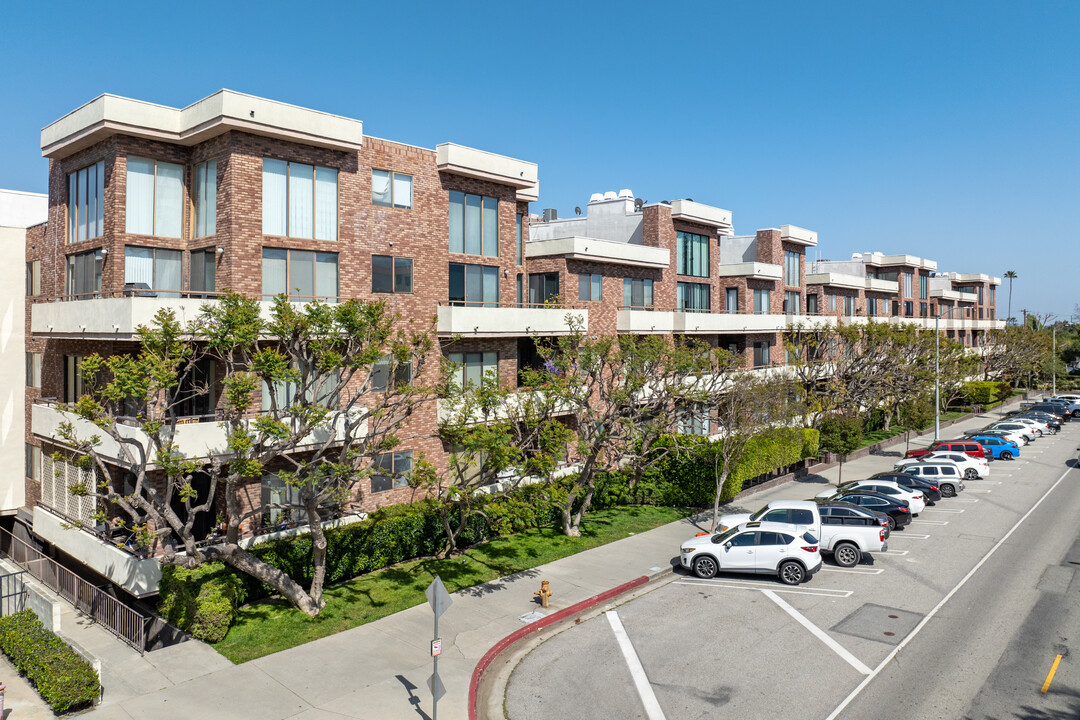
1000 416 1049 436
825 491 913 531
904 439 987 461
966 427 1029 447
895 451 989 480
1027 403 1071 422
900 462 966 497
866 472 943 503
1049 395 1080 416
716 500 818 534
987 422 1037 443
679 521 822 584
966 435 1021 460
816 480 926 514
1011 411 1062 432
812 497 892 538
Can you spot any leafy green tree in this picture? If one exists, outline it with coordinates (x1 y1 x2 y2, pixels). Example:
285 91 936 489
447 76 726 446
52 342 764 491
818 414 864 486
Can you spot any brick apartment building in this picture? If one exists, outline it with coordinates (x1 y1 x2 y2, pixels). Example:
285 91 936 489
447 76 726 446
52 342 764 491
11 90 1005 600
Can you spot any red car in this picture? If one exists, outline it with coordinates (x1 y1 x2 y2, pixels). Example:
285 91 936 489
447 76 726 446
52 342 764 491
904 439 987 461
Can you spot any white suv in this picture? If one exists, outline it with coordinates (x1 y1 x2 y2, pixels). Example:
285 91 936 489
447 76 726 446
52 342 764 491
679 521 823 585
895 451 989 480
988 422 1037 443
815 480 926 513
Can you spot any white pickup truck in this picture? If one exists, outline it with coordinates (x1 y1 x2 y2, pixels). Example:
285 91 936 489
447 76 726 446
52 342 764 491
717 499 887 568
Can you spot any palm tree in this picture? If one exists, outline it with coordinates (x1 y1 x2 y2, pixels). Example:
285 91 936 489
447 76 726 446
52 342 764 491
1004 270 1017 324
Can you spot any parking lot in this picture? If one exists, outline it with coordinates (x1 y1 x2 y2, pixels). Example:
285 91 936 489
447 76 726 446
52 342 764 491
505 416 1080 719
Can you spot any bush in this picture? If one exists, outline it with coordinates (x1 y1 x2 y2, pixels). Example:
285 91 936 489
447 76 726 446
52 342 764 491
962 381 1000 405
818 415 864 458
0 610 99 712
158 563 248 643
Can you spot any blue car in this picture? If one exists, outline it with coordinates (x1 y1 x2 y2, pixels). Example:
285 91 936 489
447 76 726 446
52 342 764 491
967 435 1020 460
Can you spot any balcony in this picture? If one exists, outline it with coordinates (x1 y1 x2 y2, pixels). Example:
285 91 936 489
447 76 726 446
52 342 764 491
437 303 586 337
525 236 669 269
806 272 864 291
669 199 733 232
715 262 783 281
780 225 818 247
435 143 539 202
32 400 357 465
31 506 161 597
616 309 835 334
864 277 900 294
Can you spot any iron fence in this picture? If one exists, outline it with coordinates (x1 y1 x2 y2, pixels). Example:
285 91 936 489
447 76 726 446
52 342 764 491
0 570 27 617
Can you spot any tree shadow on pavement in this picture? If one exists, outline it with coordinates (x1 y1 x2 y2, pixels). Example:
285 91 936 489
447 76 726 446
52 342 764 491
794 473 833 485
964 690 1080 719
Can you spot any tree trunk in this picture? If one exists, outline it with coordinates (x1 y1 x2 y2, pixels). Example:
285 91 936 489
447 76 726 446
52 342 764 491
437 505 458 559
199 544 322 616
305 501 329 609
709 470 729 533
837 457 844 487
569 475 595 536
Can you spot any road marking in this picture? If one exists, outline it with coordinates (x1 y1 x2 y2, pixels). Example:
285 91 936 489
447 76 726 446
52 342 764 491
879 550 909 556
1041 654 1063 693
970 489 994 494
762 589 872 675
952 498 980 503
824 464 1076 720
922 508 965 513
605 611 667 720
917 520 950 525
672 579 853 598
889 533 930 539
822 567 884 575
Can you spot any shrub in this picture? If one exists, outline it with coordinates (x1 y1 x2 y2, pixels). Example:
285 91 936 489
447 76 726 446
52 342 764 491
158 563 247 643
0 610 99 712
801 428 821 460
818 415 864 458
962 381 1000 405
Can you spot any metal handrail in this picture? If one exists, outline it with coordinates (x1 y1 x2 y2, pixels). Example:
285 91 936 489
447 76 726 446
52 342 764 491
0 527 146 652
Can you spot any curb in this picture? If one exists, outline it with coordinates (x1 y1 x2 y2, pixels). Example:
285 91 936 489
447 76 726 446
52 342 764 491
468 570 669 720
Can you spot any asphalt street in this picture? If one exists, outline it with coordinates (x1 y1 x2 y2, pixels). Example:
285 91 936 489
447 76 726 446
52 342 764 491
504 420 1080 720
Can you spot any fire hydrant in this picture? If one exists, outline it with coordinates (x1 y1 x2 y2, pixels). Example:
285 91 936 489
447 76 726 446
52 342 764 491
535 580 552 608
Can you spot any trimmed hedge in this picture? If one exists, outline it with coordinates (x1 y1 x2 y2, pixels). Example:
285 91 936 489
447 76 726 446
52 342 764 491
159 564 248 643
962 381 1013 406
0 610 99 712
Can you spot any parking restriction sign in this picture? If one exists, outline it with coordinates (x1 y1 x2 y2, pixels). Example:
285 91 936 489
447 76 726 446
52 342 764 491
431 639 442 657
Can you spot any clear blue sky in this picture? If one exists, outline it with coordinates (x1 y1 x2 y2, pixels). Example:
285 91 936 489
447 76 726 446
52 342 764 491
2 0 1076 317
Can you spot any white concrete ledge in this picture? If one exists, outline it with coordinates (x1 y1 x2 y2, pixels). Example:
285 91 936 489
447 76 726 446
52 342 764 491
806 272 863 290
437 306 585 337
716 262 783 280
436 143 538 201
780 225 818 247
525 236 669 268
669 199 732 230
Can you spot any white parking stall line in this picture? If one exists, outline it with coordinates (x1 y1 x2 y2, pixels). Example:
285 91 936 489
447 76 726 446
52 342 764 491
762 590 872 675
879 550 909 556
890 533 930 539
951 498 980 503
822 567 884 575
605 611 667 720
969 489 994 494
672 580 853 598
917 520 949 525
922 508 965 513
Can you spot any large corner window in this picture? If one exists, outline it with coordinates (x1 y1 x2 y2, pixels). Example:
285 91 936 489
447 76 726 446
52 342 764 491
68 161 105 243
448 352 498 389
784 251 800 286
450 263 500 307
677 282 710 312
371 255 413 294
262 248 339 301
528 272 559 306
676 231 709 277
449 191 498 257
372 169 413 209
623 278 654 309
262 159 338 240
194 160 217 237
65 249 102 299
190 248 217 296
371 451 412 493
125 246 181 297
126 157 182 238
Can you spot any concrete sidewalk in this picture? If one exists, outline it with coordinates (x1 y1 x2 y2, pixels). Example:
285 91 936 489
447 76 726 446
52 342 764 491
79 402 1023 720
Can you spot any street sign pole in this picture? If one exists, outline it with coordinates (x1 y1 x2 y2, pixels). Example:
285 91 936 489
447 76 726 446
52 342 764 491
425 576 452 720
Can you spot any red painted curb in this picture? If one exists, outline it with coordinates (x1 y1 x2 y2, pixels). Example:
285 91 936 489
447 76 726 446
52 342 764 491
468 574 650 720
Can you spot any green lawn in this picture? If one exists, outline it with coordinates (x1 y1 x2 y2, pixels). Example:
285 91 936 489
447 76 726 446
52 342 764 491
857 410 971 450
212 505 690 663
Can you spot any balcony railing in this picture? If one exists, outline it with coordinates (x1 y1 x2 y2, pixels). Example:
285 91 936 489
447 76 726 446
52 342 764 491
437 301 587 337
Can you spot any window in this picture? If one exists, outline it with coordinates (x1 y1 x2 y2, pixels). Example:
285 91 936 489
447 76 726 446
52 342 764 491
174 358 216 418
68 161 105 243
516 214 523 265
63 355 86 403
903 273 913 298
676 231 709 277
677 282 710 312
516 274 524 306
262 159 338 240
725 287 739 313
371 451 413 493
978 286 984 304
371 169 412 209
783 291 801 315
190 249 216 295
844 295 856 316
262 248 339 300
806 294 818 314
370 355 412 391
919 274 928 300
26 260 41 297
262 360 339 410
126 157 182 238
25 444 41 482
578 273 602 301
920 302 928 318
753 289 770 314
528 272 559 306
65 250 102 298
990 286 996 306
677 403 710 436
449 191 498 257
904 300 914 317
372 255 413 294
448 351 498 388
451 263 500 307
729 532 756 547
828 294 837 312
753 341 771 368
194 160 217 237
867 297 877 316
26 352 42 388
623 278 654 309
261 475 302 526
125 246 182 297
784 251 800 286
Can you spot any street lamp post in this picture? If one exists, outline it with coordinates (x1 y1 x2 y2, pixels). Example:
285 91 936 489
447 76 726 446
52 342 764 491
1052 322 1057 397
934 306 952 441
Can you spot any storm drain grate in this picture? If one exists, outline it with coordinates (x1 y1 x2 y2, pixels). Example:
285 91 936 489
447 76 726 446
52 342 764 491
832 603 923 646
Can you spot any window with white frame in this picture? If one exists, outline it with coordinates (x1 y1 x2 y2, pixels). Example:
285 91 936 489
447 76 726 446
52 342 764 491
450 263 499 306
262 248 339 300
65 249 102 299
68 161 105 243
623 278 654 309
126 157 183 238
372 169 413 209
784 251 800 286
725 287 739 313
371 451 412 493
262 159 338 240
578 273 602 301
26 352 41 389
261 475 303 526
372 255 413 294
676 231 709 277
125 246 182 297
448 351 498 388
194 160 217 237
449 191 498 257
753 288 771 314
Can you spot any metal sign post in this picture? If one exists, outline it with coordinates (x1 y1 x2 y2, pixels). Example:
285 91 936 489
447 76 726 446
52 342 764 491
425 576 452 720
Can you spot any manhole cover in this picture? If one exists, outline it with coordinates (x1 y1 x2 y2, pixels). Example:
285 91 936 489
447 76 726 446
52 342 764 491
832 603 922 645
